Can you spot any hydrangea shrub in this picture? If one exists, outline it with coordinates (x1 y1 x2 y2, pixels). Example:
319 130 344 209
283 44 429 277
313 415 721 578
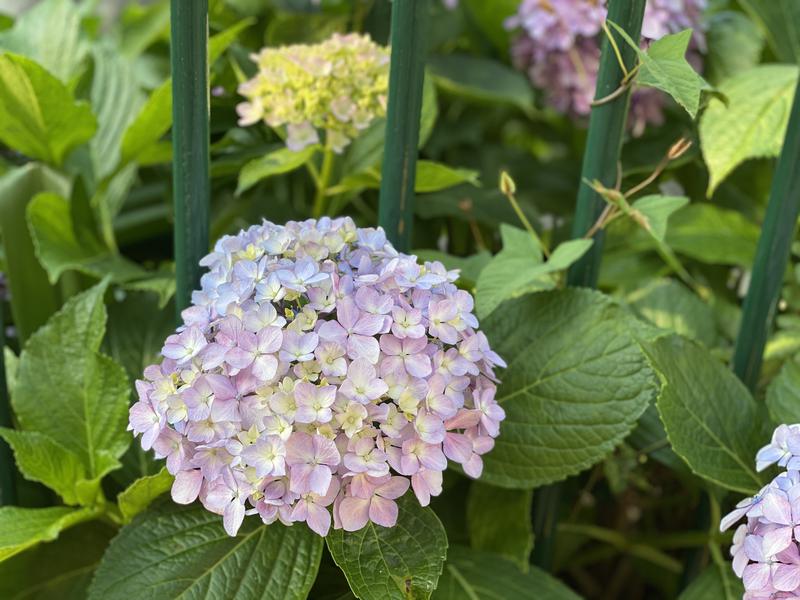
236 33 389 153
129 217 506 537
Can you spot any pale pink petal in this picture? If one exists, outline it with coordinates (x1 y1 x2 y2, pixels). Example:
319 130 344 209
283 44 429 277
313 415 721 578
172 470 203 504
369 496 399 528
338 496 371 531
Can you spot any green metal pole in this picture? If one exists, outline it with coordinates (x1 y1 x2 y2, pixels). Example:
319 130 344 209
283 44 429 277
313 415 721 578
732 78 800 391
170 0 210 321
567 0 647 288
0 285 16 506
378 0 429 252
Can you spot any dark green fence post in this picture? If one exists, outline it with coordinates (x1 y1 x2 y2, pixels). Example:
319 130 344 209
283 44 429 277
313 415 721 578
170 0 210 320
378 0 429 252
732 79 800 391
567 0 647 288
0 291 16 506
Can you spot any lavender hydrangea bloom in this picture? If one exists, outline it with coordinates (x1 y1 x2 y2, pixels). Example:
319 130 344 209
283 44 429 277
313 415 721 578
129 217 506 537
507 0 707 135
722 425 800 597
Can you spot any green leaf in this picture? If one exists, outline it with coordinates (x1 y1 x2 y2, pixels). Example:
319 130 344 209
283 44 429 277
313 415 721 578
480 289 658 488
12 282 131 492
461 0 519 52
466 483 533 571
627 279 718 347
0 429 87 505
432 546 580 600
476 229 592 319
0 0 88 82
740 0 800 64
0 52 97 167
118 468 173 523
645 334 765 494
678 565 744 600
88 502 323 600
428 55 534 115
118 0 170 57
237 145 319 195
0 164 66 342
609 24 709 118
415 161 480 193
629 195 689 242
665 203 761 266
700 65 798 195
705 11 766 85
28 192 148 284
326 495 447 600
0 506 94 563
0 521 116 600
766 359 800 424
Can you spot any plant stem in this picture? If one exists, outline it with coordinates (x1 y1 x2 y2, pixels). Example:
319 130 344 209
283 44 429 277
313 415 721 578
312 146 335 218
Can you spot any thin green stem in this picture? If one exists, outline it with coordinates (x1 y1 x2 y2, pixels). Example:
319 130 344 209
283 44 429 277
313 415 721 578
501 183 549 257
312 146 335 218
602 19 629 79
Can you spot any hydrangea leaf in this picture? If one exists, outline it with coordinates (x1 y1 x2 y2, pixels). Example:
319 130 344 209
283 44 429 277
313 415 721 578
480 288 657 488
766 359 800 425
237 145 320 195
0 428 87 505
739 0 800 64
678 565 743 600
0 506 95 563
428 54 535 115
88 502 323 600
466 483 533 571
700 65 798 195
476 233 593 320
645 334 766 495
117 468 173 523
0 0 88 83
326 495 447 600
0 53 97 167
432 546 580 600
11 281 131 492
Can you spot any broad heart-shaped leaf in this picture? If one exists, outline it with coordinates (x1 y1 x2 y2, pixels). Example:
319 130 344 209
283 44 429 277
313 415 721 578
118 468 173 523
678 564 743 600
609 24 709 118
12 282 131 494
645 334 765 494
0 506 95 563
466 483 532 571
0 53 97 167
237 145 320 195
28 192 149 284
767 359 800 425
629 195 689 242
88 502 323 600
0 164 66 343
740 0 800 64
326 495 447 600
700 65 798 195
428 54 534 115
0 0 88 83
480 289 658 488
432 546 580 600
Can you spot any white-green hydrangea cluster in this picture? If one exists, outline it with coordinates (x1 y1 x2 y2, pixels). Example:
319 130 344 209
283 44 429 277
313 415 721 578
237 33 390 154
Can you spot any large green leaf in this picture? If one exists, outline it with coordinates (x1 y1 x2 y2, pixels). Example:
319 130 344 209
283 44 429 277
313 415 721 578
118 468 173 523
480 289 658 488
645 335 765 494
0 506 94 563
237 145 319 195
428 55 534 115
678 565 744 600
766 359 800 424
705 11 766 84
0 53 97 167
0 164 66 342
326 495 447 600
0 521 116 600
700 65 798 195
12 282 131 497
0 0 88 82
740 0 800 64
88 502 323 600
432 546 580 600
466 483 532 571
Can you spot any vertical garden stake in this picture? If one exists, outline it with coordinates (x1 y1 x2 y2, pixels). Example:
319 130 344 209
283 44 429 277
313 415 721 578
567 0 647 288
0 293 16 506
732 78 800 391
378 0 429 252
170 0 210 321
